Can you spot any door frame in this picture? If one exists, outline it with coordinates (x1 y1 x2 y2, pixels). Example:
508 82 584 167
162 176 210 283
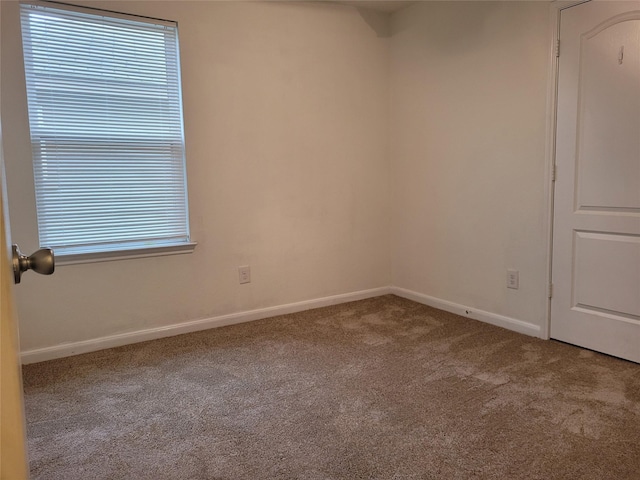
543 0 592 340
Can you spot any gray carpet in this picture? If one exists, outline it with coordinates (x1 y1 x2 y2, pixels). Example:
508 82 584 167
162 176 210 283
23 295 640 479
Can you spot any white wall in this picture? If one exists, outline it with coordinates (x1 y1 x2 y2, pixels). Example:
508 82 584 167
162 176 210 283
390 1 552 333
1 1 391 353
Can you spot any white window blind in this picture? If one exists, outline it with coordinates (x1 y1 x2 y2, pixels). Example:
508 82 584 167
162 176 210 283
20 2 192 260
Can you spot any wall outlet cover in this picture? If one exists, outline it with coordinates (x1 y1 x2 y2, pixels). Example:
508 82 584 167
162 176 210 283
239 265 251 284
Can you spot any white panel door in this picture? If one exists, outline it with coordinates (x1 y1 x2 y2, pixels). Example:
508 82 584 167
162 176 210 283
551 1 640 363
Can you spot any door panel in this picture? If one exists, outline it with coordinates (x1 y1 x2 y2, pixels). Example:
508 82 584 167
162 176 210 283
0 2 29 474
1 116 29 480
551 0 640 363
574 231 640 318
577 14 640 209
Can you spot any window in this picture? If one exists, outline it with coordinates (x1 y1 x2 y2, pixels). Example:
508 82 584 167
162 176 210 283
20 1 194 263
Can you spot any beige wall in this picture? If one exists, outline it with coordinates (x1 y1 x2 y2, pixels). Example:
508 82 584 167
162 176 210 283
2 0 555 355
390 1 552 331
1 1 391 352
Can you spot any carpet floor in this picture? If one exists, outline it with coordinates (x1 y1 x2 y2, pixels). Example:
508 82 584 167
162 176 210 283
22 295 640 479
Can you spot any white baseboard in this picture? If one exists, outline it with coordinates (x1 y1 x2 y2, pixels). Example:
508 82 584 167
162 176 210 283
20 286 392 365
390 287 541 338
21 286 543 364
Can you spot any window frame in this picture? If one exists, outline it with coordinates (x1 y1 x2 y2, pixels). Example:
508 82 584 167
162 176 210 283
20 1 196 265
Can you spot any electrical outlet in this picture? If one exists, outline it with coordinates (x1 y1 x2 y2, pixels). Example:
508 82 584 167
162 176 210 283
238 265 251 284
507 269 519 289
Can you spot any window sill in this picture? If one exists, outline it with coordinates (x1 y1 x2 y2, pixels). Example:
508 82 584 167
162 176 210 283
53 242 197 266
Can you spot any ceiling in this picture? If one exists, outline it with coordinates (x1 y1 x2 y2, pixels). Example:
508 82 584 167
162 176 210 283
332 1 417 14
